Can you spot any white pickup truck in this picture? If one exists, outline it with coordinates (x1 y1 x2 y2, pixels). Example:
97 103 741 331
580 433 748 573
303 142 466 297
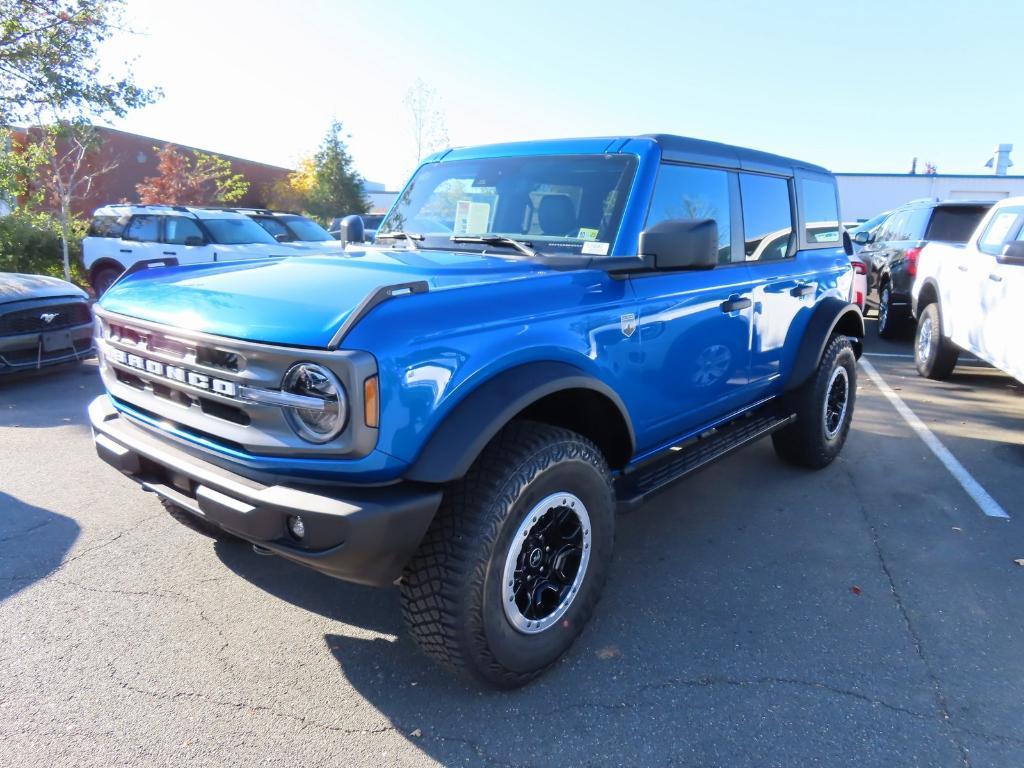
912 196 1024 384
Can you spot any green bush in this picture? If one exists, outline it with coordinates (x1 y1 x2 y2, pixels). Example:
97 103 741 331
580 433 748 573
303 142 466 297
0 213 88 286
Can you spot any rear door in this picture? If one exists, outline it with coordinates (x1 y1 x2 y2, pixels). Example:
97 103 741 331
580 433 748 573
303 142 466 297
746 172 847 391
120 214 163 268
628 162 753 448
977 207 1024 377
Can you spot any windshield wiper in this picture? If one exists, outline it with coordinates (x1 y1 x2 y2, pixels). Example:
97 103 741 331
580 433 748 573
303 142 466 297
376 231 424 250
450 235 539 259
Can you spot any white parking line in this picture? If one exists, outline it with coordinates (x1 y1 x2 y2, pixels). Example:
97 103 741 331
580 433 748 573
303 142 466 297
859 357 1010 520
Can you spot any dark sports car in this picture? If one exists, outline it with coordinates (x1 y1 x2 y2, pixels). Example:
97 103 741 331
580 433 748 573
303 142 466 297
0 273 94 374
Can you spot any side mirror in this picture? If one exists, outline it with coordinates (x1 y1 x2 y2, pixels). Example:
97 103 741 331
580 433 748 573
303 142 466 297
339 215 365 245
274 232 291 243
998 240 1024 266
639 218 719 270
183 236 204 247
853 230 873 245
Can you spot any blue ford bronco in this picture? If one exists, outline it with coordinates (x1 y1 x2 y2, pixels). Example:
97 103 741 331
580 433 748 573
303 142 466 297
89 135 863 687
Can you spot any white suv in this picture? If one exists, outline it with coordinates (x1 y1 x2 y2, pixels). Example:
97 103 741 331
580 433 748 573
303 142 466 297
912 196 1024 384
82 205 312 296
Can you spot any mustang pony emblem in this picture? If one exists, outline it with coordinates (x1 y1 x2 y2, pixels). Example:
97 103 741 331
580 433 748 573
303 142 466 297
39 312 60 324
620 313 637 338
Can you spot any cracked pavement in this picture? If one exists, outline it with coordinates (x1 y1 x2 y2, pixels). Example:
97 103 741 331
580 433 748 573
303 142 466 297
1 325 1023 767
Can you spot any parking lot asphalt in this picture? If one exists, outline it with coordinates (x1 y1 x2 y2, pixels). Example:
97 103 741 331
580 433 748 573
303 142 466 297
1 323 1022 768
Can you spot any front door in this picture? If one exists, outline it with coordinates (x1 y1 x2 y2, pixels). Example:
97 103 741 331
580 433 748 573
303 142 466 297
627 163 752 450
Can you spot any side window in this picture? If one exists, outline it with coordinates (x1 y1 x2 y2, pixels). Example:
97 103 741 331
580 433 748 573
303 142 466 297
164 216 205 245
903 208 931 240
739 173 793 261
877 211 906 243
799 177 839 245
646 164 732 263
88 215 127 238
978 209 1024 255
124 215 160 242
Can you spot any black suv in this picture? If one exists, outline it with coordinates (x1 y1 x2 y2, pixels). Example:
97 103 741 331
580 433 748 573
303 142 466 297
856 199 991 337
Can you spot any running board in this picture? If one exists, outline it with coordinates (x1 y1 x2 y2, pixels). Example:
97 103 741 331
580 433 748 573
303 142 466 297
615 410 796 511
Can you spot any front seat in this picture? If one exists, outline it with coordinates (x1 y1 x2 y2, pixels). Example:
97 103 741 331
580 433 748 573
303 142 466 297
537 194 578 236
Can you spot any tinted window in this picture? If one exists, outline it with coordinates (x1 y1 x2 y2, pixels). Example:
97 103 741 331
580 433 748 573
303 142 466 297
978 208 1024 255
89 214 128 238
878 211 908 242
925 205 991 243
740 173 792 261
254 217 291 239
281 216 333 241
903 207 931 240
164 216 205 245
124 215 160 242
202 217 277 245
800 178 839 244
646 164 732 263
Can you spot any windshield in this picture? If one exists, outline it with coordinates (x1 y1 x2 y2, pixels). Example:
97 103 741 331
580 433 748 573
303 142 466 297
203 217 278 245
379 154 638 257
282 216 334 241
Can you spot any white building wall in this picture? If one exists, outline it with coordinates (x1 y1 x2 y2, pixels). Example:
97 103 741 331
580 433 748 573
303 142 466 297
837 174 1024 220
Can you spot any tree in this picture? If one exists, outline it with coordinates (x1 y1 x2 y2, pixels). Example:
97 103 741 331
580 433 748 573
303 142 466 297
303 120 367 222
0 0 157 124
267 155 317 212
136 144 249 206
403 78 449 164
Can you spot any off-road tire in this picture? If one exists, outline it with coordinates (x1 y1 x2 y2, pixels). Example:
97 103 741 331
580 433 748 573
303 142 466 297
161 498 243 543
772 335 857 469
877 283 906 339
400 420 615 689
91 267 122 298
914 302 959 380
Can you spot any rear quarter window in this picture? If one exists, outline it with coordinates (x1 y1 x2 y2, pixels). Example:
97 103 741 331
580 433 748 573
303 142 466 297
925 206 991 243
799 177 839 245
89 214 129 238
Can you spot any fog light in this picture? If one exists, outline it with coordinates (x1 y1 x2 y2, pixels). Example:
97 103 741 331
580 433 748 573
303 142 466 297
287 515 306 540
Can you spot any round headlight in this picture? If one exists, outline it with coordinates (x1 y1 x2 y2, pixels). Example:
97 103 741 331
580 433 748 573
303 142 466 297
281 363 347 443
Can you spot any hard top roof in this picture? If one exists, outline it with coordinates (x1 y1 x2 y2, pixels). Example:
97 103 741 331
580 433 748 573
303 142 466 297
434 134 831 176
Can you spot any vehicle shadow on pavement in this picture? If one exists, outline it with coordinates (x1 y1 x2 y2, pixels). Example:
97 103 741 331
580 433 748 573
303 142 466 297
212 540 402 634
0 360 102 430
0 491 79 602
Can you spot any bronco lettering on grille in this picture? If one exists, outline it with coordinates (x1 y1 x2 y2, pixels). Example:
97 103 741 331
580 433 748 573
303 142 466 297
108 348 238 397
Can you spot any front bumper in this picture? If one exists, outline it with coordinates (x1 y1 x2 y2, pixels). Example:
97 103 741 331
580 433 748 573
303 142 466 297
0 321 94 372
89 396 442 586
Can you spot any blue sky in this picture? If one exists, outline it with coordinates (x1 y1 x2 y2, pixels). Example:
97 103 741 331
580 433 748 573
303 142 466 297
102 0 1024 189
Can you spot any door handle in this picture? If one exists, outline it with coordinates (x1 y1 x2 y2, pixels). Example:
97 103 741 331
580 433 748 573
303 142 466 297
720 296 752 313
957 264 969 272
790 283 815 298
989 273 1003 282
162 251 177 256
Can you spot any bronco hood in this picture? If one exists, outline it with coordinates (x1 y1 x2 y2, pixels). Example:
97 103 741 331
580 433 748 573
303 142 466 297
99 249 555 348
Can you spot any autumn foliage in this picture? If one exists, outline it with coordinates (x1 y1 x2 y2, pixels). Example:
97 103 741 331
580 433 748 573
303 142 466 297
136 144 249 206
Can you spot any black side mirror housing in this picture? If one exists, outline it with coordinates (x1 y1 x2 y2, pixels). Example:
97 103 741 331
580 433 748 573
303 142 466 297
998 240 1024 266
339 215 365 245
639 218 719 270
183 236 204 247
853 230 873 245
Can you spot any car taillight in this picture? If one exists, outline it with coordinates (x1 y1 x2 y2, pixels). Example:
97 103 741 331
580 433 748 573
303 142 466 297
905 247 922 277
852 261 867 275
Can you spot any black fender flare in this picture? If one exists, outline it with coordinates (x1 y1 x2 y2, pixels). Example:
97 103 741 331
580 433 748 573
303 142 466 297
404 361 636 484
783 298 864 392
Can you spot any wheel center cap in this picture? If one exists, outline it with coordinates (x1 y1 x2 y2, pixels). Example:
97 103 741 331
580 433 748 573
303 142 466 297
528 548 544 568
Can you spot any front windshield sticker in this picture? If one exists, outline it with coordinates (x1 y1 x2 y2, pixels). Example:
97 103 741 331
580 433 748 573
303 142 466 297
576 227 599 241
453 200 492 235
581 241 610 256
